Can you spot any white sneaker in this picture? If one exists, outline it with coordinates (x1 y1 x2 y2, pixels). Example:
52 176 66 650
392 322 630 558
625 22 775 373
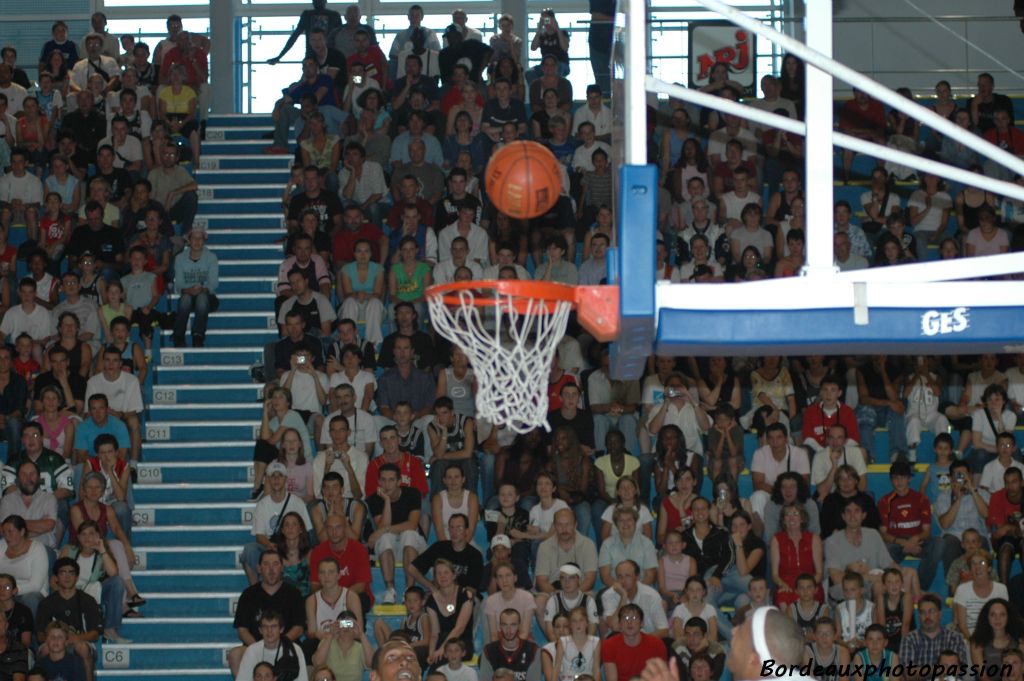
381 587 397 605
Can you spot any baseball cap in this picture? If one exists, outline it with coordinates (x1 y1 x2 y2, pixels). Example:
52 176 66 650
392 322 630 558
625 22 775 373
267 461 288 477
491 534 511 549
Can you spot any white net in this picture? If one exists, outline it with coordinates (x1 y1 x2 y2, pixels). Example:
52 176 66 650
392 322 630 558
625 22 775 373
428 287 573 434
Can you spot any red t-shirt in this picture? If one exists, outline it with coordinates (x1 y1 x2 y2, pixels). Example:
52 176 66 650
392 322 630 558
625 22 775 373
801 403 861 447
309 539 374 605
364 452 429 497
161 46 209 88
878 489 931 539
332 222 384 263
839 98 886 133
603 633 667 680
983 127 1024 155
986 489 1023 530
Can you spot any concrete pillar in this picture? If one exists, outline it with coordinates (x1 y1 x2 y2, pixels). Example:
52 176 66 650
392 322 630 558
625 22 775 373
210 0 236 113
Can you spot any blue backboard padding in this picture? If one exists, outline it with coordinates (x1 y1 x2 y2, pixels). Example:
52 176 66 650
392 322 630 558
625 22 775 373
610 164 658 380
655 305 1024 356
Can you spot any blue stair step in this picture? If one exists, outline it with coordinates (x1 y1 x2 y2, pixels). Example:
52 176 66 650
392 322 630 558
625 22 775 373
216 277 277 294
202 141 281 155
195 214 284 230
196 292 277 312
156 364 256 383
205 125 274 140
135 459 253 481
206 229 282 246
158 347 263 366
133 546 242 570
199 155 291 171
199 197 283 215
98 643 233 669
120 618 236 643
100 667 230 681
140 592 237 618
133 526 251 547
200 185 286 200
149 404 261 421
132 570 247 592
151 383 264 404
134 483 251 504
191 311 275 330
219 260 281 276
199 169 289 185
208 113 274 127
161 329 279 347
142 442 254 464
130 502 254 525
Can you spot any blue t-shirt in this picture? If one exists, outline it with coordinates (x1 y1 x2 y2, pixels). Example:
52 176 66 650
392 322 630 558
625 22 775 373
284 74 338 108
39 651 87 681
73 415 131 456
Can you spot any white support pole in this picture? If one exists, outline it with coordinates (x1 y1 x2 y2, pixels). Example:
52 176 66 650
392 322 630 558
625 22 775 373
802 0 834 275
623 0 647 165
647 77 1024 204
695 0 1024 180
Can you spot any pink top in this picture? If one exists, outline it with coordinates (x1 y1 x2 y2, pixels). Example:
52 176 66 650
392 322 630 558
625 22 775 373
661 554 693 593
34 413 74 452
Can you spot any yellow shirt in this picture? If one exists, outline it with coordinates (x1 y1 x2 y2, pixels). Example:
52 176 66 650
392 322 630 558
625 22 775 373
159 85 197 116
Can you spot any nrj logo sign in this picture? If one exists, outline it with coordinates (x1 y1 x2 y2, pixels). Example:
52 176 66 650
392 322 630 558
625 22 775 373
920 307 970 336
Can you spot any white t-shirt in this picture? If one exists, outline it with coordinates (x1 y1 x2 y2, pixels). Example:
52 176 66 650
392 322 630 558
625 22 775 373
0 172 44 205
600 504 654 538
1 305 55 342
0 84 27 115
319 408 376 452
669 601 718 628
571 141 612 172
337 160 388 205
528 499 570 533
328 369 377 409
85 372 144 414
98 135 144 168
810 446 868 487
953 581 1008 633
970 408 1017 450
573 104 612 137
438 223 490 268
708 126 758 160
311 446 369 499
720 190 761 223
235 640 307 681
251 492 312 537
280 369 329 413
750 445 811 487
859 190 902 220
645 401 706 455
433 259 483 285
600 582 669 633
907 190 953 234
979 458 1024 493
1006 367 1024 409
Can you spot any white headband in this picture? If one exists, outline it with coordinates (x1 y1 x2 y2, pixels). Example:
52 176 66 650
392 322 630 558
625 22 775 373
751 606 779 669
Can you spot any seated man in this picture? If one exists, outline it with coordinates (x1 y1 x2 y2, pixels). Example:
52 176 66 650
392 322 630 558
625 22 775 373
601 602 668 680
598 506 658 586
85 345 144 467
338 142 388 226
227 548 305 678
60 91 107 171
809 425 868 501
479 609 540 681
319 384 377 457
0 346 27 457
534 509 598 618
801 375 860 453
240 462 312 584
73 394 129 463
276 233 332 306
367 463 424 604
35 558 101 677
389 137 446 207
897 593 969 676
438 203 490 269
312 414 367 499
1 423 74 530
824 497 905 601
749 423 810 520
267 56 343 154
548 382 595 453
147 143 198 236
0 148 43 237
878 460 939 592
273 311 325 378
933 459 989 593
376 336 435 420
600 559 669 637
278 268 335 337
364 425 429 498
287 165 344 235
390 110 443 170
407 513 483 594
986 466 1024 586
234 609 307 681
0 458 60 552
433 236 483 285
587 343 641 456
309 512 373 615
0 279 52 350
377 302 435 370
66 203 125 278
837 88 886 180
425 397 476 494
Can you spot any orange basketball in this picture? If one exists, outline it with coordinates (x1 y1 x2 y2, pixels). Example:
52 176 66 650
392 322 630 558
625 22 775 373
485 141 563 219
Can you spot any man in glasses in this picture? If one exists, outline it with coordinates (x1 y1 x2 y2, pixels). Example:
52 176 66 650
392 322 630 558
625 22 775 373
601 602 668 681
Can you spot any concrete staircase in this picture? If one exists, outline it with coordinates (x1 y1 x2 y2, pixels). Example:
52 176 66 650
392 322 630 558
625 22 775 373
98 114 284 681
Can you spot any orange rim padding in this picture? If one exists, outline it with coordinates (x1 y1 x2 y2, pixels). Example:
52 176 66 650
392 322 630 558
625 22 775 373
426 280 620 343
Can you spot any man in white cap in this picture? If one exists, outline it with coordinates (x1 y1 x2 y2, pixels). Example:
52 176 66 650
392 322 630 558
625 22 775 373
241 461 312 584
538 562 598 640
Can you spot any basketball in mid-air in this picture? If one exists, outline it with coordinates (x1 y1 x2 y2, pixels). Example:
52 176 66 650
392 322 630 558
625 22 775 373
485 141 563 219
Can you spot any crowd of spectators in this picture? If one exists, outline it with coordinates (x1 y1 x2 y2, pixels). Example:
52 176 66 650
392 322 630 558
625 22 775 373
3 2 1024 681
229 3 1024 681
0 8 227 680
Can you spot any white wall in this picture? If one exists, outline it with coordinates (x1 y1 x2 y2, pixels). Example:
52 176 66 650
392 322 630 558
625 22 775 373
830 0 1024 95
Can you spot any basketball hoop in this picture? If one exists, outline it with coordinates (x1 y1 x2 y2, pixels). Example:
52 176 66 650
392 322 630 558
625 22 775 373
427 280 618 434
